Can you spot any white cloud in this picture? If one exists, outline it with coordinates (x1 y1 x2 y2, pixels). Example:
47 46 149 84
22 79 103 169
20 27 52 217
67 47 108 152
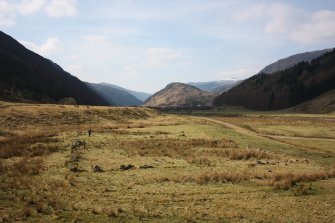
45 0 78 17
17 0 46 15
0 0 16 27
81 35 107 44
0 0 78 27
123 63 141 77
20 38 60 56
146 48 179 66
234 2 335 44
233 4 266 21
289 10 335 44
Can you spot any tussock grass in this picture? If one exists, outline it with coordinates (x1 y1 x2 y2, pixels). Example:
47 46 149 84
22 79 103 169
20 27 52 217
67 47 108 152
200 147 279 160
270 168 335 189
12 157 44 175
195 171 250 184
118 138 236 158
293 184 314 196
1 103 335 222
155 171 250 184
0 134 59 159
0 158 5 172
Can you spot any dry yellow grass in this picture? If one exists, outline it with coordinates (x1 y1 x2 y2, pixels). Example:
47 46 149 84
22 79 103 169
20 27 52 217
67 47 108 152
0 102 335 222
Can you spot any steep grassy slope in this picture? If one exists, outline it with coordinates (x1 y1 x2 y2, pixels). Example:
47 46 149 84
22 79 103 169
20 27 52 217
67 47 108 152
144 82 214 107
214 49 335 110
0 31 108 106
289 89 335 113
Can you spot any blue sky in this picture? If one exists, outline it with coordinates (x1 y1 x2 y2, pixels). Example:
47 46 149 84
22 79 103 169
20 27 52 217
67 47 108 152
1 0 335 93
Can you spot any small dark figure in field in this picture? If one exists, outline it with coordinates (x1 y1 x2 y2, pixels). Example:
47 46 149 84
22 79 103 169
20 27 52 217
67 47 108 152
88 129 92 137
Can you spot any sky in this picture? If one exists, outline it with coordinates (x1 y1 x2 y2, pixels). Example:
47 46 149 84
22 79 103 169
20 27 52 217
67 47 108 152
1 0 335 93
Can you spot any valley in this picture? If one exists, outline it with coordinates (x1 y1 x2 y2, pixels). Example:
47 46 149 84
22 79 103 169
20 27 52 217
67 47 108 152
1 2 335 222
0 102 334 222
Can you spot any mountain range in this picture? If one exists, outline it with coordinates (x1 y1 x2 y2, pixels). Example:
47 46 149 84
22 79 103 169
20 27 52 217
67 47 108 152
0 31 152 106
99 83 151 102
214 49 335 110
85 82 143 106
1 30 334 113
187 79 240 93
0 31 108 106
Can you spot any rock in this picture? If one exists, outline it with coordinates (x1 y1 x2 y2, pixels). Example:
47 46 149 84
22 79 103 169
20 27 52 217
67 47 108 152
68 163 79 172
139 165 154 169
71 140 86 150
120 164 135 170
92 165 104 172
256 160 267 165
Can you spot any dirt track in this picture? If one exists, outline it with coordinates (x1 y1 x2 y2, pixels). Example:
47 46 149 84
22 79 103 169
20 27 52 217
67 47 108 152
200 117 335 143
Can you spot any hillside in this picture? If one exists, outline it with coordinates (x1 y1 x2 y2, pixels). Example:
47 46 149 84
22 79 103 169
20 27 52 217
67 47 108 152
0 31 108 106
213 49 335 110
86 82 143 106
260 48 332 74
289 89 335 114
100 83 151 102
187 80 239 93
144 82 214 107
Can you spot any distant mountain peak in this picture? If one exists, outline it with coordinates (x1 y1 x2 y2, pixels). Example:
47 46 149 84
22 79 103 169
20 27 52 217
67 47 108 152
187 79 241 93
144 82 214 107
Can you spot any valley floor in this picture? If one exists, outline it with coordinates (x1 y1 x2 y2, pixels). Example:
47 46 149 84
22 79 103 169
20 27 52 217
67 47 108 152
0 102 334 222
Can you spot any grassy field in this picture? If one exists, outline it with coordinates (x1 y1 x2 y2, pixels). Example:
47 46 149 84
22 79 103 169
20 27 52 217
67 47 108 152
0 102 335 222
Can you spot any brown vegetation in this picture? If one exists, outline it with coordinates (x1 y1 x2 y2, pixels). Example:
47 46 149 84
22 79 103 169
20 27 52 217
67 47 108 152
118 138 237 158
0 134 59 159
270 168 335 189
1 103 335 222
12 157 44 175
195 171 250 184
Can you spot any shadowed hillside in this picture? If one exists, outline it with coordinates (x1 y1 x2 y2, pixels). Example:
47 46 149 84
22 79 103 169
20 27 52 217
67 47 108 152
0 31 108 106
214 49 335 111
85 82 143 106
289 89 335 113
100 83 152 102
